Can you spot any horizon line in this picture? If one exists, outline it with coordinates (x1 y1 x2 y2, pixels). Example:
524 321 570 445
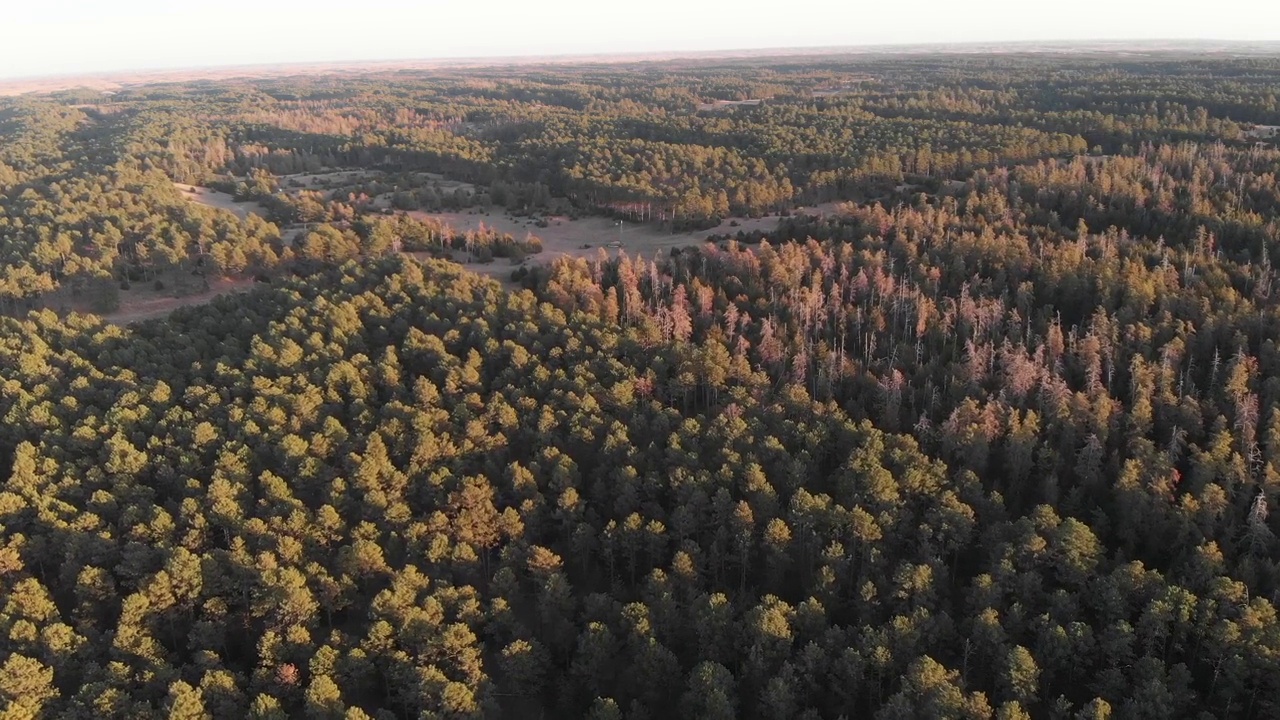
4 37 1280 91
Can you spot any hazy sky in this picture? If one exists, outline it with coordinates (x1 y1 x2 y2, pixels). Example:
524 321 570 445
5 0 1280 79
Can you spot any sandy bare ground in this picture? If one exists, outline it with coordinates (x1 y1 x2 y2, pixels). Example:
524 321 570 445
278 170 381 190
130 189 849 322
175 183 269 220
101 277 256 325
278 170 471 191
411 203 847 280
697 99 765 111
176 183 307 244
812 81 872 97
371 173 477 209
31 276 255 326
1245 125 1280 139
419 173 475 191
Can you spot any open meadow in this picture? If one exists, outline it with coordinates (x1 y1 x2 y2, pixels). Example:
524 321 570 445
170 175 847 296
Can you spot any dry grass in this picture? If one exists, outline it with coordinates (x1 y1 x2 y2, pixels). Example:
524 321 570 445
418 172 476 192
411 203 847 279
36 273 254 326
175 183 269 220
160 182 849 320
697 99 765 111
102 277 256 324
278 170 383 190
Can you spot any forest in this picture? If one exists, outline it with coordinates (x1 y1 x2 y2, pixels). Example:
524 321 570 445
1 51 1280 719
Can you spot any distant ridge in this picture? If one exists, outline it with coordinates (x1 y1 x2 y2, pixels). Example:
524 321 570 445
4 39 1280 97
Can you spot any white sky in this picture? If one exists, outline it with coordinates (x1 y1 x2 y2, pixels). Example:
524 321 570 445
4 0 1280 79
